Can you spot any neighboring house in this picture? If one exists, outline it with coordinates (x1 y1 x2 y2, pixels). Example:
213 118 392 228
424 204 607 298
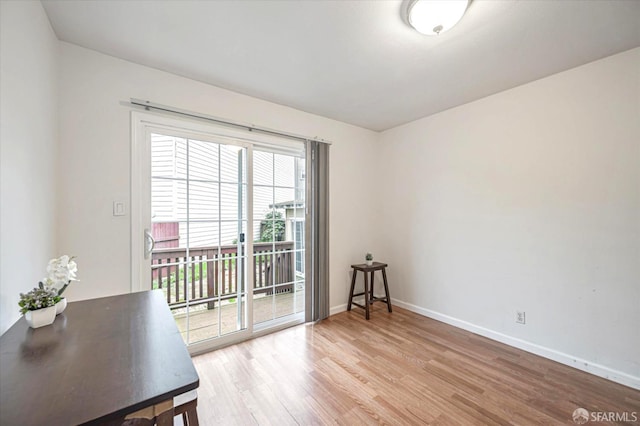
270 199 306 275
151 133 305 249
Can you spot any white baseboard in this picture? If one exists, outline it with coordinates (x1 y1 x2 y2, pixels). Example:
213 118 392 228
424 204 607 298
330 303 347 316
386 299 640 390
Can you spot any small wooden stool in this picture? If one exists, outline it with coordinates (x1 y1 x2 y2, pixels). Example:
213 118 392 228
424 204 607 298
121 390 199 426
348 262 392 320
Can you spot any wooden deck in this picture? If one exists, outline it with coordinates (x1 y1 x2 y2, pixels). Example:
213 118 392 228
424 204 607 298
173 290 305 344
180 305 640 425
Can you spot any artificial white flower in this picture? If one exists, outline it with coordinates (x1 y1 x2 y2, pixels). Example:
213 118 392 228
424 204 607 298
42 255 79 295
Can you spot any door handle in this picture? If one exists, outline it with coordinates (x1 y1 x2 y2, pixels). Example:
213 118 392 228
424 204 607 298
144 228 155 259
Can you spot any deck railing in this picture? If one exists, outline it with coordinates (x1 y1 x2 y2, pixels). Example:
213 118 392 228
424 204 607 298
151 241 295 309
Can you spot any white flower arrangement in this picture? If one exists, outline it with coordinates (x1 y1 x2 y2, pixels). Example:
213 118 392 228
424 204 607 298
41 255 79 296
17 255 78 317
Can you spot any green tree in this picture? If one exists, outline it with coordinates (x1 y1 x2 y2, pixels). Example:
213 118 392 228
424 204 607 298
260 211 285 242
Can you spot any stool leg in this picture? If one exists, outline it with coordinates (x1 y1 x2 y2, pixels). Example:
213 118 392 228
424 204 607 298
155 409 174 426
185 406 200 426
382 267 392 313
364 272 370 320
347 270 357 311
369 271 375 305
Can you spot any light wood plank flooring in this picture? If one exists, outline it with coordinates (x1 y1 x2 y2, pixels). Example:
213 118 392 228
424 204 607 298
184 305 640 425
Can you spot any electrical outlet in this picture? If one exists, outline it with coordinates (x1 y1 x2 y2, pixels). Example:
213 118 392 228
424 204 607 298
516 311 526 324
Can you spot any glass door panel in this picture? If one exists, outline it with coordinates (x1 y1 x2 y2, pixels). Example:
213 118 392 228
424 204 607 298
252 151 305 326
150 132 247 346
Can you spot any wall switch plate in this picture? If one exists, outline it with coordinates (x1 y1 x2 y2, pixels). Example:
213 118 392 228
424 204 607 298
516 311 526 324
113 201 126 216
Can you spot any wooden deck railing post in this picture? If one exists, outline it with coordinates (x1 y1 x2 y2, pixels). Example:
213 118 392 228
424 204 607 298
288 250 294 283
183 256 188 303
167 262 172 303
198 256 203 299
207 249 215 310
174 257 180 304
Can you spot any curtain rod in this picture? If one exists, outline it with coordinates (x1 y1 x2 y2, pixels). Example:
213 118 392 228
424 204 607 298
130 98 331 145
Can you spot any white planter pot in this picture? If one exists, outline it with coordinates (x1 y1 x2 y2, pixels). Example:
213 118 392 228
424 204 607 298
24 306 57 329
366 260 373 266
55 297 67 315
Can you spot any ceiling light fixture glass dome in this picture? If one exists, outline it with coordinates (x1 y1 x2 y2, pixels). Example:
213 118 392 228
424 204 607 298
407 0 470 36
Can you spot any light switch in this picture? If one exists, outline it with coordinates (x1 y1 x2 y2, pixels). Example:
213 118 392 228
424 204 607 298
113 201 126 216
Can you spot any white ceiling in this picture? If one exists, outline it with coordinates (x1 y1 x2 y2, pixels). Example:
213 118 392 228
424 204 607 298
42 0 640 132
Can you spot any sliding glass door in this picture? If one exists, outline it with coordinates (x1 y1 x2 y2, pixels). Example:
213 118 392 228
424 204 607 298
133 112 306 352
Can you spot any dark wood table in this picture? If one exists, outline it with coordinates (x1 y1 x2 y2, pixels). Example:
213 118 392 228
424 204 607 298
0 290 199 425
348 262 392 320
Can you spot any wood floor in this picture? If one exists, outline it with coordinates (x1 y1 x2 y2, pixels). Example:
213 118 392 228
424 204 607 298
184 305 640 425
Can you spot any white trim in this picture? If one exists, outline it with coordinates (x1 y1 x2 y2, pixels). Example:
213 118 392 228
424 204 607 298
187 328 251 356
246 147 254 330
253 312 305 336
131 107 305 156
391 298 640 390
130 111 151 293
330 303 348 316
187 315 305 356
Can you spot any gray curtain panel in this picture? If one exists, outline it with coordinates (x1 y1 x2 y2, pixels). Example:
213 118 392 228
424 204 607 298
305 140 330 322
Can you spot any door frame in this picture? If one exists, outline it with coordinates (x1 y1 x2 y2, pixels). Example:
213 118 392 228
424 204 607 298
131 111 255 352
130 111 306 353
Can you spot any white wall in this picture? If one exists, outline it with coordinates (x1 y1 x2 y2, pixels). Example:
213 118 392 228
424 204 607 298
0 1 59 335
378 48 640 386
57 42 379 310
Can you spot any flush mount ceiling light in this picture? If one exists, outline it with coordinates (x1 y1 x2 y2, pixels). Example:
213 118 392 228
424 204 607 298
407 0 470 36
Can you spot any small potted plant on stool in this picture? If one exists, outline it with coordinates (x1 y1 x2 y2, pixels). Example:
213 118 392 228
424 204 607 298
365 253 373 266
